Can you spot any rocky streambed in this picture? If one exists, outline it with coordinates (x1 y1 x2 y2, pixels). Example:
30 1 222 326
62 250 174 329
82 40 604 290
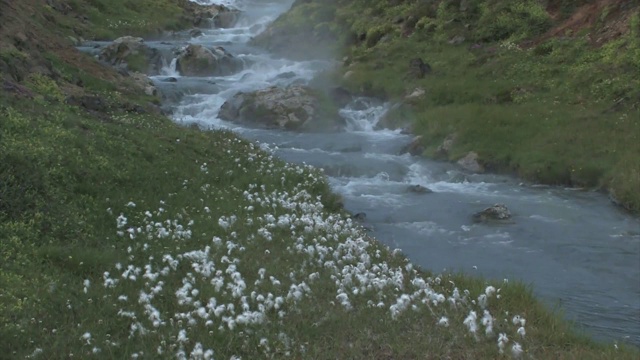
80 0 640 346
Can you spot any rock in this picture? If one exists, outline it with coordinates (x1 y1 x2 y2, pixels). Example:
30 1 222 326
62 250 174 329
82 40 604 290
351 212 367 221
180 0 240 28
408 57 431 78
189 29 204 38
2 80 35 98
274 71 296 80
399 135 424 156
329 86 352 108
176 44 243 77
68 36 80 46
98 36 163 75
218 85 341 131
406 87 425 100
448 35 466 45
214 9 241 28
130 72 158 97
472 204 512 223
407 184 433 194
436 133 457 157
457 151 484 173
162 77 178 83
343 70 354 80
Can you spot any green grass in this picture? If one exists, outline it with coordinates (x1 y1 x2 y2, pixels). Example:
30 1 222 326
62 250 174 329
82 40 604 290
45 0 192 40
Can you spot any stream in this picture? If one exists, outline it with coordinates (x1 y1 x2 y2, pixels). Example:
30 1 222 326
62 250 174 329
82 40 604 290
80 0 640 346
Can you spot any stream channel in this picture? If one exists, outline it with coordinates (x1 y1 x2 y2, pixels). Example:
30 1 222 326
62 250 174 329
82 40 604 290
80 0 640 346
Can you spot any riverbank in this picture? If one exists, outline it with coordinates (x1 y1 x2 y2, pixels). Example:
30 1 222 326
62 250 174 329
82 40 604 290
1 0 638 358
256 0 640 213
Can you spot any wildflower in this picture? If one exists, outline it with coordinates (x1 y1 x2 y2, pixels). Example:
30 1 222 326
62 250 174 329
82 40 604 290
498 333 509 354
517 326 526 338
81 332 91 344
482 310 493 335
511 342 523 358
463 311 478 334
438 317 449 327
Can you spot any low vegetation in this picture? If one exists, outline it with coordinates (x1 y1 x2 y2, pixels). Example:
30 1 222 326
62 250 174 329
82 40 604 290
1 0 638 358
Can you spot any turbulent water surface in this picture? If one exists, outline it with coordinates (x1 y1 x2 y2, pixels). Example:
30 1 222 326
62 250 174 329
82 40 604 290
83 0 640 346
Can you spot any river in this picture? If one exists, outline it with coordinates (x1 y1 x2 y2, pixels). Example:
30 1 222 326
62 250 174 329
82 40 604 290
81 0 640 346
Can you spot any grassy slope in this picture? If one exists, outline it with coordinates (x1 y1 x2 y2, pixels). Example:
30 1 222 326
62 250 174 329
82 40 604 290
259 0 640 212
0 0 638 358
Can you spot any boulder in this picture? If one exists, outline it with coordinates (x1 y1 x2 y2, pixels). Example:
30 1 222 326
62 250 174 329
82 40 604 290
130 72 158 97
407 184 433 194
176 44 243 77
399 135 424 156
408 57 431 78
457 151 484 173
218 85 341 131
98 36 163 75
214 9 241 28
472 204 512 223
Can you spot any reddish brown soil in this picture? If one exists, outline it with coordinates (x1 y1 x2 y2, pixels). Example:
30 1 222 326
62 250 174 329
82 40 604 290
531 0 637 47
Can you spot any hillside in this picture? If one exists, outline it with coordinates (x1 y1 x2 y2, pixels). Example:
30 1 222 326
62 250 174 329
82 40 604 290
1 0 639 358
256 0 640 212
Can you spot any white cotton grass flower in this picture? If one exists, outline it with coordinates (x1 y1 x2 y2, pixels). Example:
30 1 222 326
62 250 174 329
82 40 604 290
517 326 526 338
81 332 91 344
498 333 509 354
481 310 493 335
511 342 524 358
437 316 449 327
512 315 526 327
463 311 478 335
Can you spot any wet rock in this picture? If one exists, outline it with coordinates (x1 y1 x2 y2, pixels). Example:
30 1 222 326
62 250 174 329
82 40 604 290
351 212 367 221
98 36 163 75
218 85 342 132
274 71 296 80
129 72 158 97
399 135 424 156
176 44 243 77
408 57 431 78
329 86 352 108
407 184 433 194
436 133 457 157
214 9 241 28
162 77 178 83
457 151 484 173
472 204 512 223
189 29 204 38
